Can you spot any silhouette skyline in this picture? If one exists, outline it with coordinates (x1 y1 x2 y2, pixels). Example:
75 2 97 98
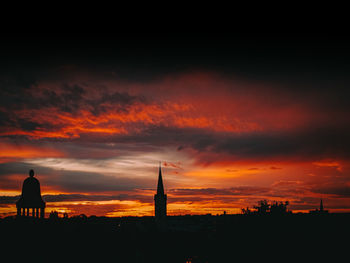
10 167 336 219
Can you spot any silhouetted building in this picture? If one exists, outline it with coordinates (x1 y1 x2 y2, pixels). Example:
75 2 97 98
16 169 46 218
154 164 167 221
309 199 329 214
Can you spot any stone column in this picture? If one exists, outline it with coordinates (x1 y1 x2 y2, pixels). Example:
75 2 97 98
32 208 35 217
26 208 29 216
36 208 39 218
17 207 21 216
40 208 45 218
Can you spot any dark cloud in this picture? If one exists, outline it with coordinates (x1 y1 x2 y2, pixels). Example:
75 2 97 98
189 126 350 163
40 83 86 113
0 161 39 176
0 72 37 95
107 126 212 146
168 186 271 196
17 119 41 131
0 161 155 193
312 185 350 198
0 196 19 204
96 123 350 163
39 82 144 115
1 79 143 114
2 114 350 164
88 90 145 116
48 170 154 192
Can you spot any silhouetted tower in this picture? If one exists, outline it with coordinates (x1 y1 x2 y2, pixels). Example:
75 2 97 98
310 198 329 214
154 163 167 220
16 170 46 218
320 199 324 212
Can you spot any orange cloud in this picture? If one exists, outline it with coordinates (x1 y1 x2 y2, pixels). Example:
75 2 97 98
1 98 264 140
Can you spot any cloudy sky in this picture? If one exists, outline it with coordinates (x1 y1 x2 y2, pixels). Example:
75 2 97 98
1 37 350 216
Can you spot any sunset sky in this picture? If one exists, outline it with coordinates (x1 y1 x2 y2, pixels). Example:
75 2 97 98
1 37 350 217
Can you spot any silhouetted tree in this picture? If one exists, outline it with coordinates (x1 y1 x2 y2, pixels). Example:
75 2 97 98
241 207 252 215
49 210 59 219
254 200 270 214
78 214 87 220
270 201 290 215
243 200 290 215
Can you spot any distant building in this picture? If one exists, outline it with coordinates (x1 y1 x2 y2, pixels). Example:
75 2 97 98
16 169 46 218
154 163 167 221
309 199 329 214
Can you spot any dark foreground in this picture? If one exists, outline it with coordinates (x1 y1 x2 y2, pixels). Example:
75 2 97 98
1 213 349 262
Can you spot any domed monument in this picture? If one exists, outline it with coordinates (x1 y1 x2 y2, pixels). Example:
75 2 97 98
16 169 46 218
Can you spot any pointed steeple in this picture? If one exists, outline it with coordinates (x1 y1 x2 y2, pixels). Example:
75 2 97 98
157 162 165 195
320 199 324 211
154 162 167 220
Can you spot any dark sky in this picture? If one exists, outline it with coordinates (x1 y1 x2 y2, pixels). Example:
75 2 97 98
2 37 350 71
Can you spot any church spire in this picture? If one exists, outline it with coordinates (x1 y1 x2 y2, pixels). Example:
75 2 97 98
320 199 324 212
157 162 165 195
154 162 167 220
